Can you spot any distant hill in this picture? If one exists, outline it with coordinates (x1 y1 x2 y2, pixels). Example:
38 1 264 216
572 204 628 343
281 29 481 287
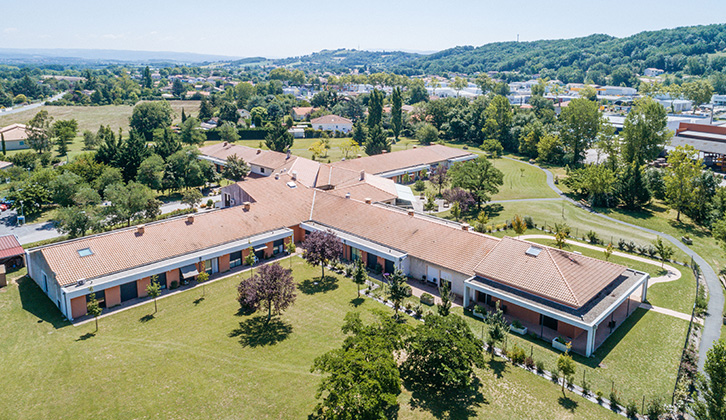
0 48 242 65
273 49 421 73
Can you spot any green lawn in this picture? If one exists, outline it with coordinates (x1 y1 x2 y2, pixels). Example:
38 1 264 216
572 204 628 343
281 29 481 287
0 257 621 419
525 237 697 315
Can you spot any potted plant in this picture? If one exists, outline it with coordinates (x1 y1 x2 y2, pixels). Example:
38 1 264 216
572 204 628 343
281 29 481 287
472 305 486 319
682 234 692 245
552 336 570 352
420 292 435 306
510 319 527 335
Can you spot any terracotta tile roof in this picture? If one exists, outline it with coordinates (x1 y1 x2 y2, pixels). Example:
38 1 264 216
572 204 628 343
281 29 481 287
314 164 398 202
292 107 314 116
198 143 296 171
473 237 628 308
310 193 499 276
330 145 475 175
311 115 353 125
39 185 313 287
0 234 23 259
0 124 28 141
326 182 397 203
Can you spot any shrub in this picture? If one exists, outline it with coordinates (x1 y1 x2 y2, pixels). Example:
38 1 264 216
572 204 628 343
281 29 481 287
646 246 657 258
510 344 526 364
581 380 590 397
586 230 599 244
696 287 708 316
625 241 636 253
524 216 535 229
609 390 620 412
637 244 649 255
170 280 179 289
536 360 545 374
625 401 638 419
414 304 423 318
618 238 627 251
403 284 412 297
511 319 523 329
206 198 214 208
420 293 435 306
405 302 413 312
595 390 603 404
524 356 535 370
413 180 425 193
646 397 664 420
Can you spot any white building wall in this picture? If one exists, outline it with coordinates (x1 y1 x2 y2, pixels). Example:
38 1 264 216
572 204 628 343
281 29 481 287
407 256 470 297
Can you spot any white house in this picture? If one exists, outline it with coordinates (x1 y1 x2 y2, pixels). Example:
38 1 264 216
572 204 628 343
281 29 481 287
310 115 353 133
644 68 665 77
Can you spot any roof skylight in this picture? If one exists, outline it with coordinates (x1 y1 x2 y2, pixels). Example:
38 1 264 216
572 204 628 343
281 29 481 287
525 246 542 257
77 248 93 257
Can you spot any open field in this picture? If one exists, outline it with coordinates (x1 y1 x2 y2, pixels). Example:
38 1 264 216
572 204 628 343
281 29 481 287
0 257 621 420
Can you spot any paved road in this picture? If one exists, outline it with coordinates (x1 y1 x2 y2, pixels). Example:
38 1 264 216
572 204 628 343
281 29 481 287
0 92 67 117
506 156 723 370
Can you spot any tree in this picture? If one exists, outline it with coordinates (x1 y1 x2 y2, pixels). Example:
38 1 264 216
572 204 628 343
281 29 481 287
556 345 576 393
387 268 408 318
486 302 507 358
52 119 78 156
136 154 165 190
154 127 182 159
237 262 296 322
120 129 149 181
451 76 468 96
222 154 250 181
218 102 239 126
87 287 102 332
437 281 452 316
352 258 367 298
391 87 403 140
1 132 5 155
415 123 439 146
692 339 726 420
339 138 360 159
302 230 343 280
142 66 153 89
621 97 670 165
171 78 185 98
146 275 161 313
82 130 99 150
408 79 429 104
449 157 504 209
429 165 448 195
196 270 209 297
129 101 173 143
310 312 402 419
367 89 384 130
218 121 240 143
265 121 294 152
402 313 484 391
198 96 213 121
475 73 494 94
181 188 203 209
482 95 513 149
558 98 601 166
653 237 674 268
26 110 53 153
536 133 565 164
364 124 390 156
49 171 82 207
56 193 101 238
604 242 613 261
554 222 571 249
95 125 122 167
180 108 187 123
665 145 702 221
617 163 651 209
179 117 205 146
511 214 527 237
104 182 159 226
683 79 714 113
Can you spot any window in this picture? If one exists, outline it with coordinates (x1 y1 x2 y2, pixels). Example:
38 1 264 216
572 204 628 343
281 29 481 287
77 248 93 257
230 251 242 268
260 167 265 174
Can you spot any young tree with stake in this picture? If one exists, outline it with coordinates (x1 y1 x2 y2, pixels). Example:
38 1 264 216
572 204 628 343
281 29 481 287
86 287 102 332
146 274 161 313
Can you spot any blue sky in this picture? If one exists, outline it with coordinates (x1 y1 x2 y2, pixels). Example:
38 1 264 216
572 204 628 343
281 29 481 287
1 0 725 58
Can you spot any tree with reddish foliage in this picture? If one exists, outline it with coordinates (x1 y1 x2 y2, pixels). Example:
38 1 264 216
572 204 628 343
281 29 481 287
302 230 343 279
442 187 475 212
237 262 296 322
430 165 448 195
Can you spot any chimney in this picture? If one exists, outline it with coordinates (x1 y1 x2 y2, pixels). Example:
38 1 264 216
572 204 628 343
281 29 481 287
286 150 291 159
407 210 414 216
223 141 228 146
256 149 262 154
136 224 145 234
187 215 194 224
345 192 351 199
274 173 280 180
381 150 387 154
412 145 417 149
359 170 365 181
291 170 298 180
461 223 470 231
243 201 251 211
356 154 362 159
365 198 372 204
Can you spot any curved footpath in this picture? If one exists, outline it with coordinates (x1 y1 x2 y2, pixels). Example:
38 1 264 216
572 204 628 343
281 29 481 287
505 156 723 370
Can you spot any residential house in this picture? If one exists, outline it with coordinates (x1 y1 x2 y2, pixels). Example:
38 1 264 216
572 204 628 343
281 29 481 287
292 107 315 121
311 115 353 133
0 124 30 150
644 68 665 77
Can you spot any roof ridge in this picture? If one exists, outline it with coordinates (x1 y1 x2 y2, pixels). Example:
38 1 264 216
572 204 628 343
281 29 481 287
545 247 580 307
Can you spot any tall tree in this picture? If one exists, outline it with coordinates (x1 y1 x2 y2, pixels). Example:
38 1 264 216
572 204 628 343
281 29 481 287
237 262 296 322
430 165 448 194
387 268 408 318
129 101 173 143
302 230 343 280
556 346 576 393
617 162 651 209
665 145 702 222
104 181 159 226
364 124 390 156
402 313 484 391
136 154 165 190
52 119 78 157
265 121 294 152
352 258 367 298
146 275 161 313
222 154 250 181
391 87 403 141
120 129 149 181
482 95 513 149
171 78 185 98
86 288 102 331
26 110 53 153
95 125 122 167
691 340 726 420
683 79 714 113
154 127 182 159
367 89 384 130
621 97 670 165
475 73 494 94
558 98 601 166
448 157 504 209
198 96 214 121
179 117 205 146
141 66 153 89
218 121 240 143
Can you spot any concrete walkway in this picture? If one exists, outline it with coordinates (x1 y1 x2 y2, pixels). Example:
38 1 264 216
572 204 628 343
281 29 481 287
639 303 699 323
507 156 722 370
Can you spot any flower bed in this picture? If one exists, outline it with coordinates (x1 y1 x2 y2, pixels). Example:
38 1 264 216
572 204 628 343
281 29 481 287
552 336 570 352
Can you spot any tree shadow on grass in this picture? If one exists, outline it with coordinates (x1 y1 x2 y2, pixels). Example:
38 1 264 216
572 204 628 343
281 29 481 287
558 395 578 413
193 297 205 305
405 377 487 419
229 315 292 347
17 276 69 329
139 314 155 323
350 297 365 307
487 358 507 379
298 276 338 295
75 332 96 341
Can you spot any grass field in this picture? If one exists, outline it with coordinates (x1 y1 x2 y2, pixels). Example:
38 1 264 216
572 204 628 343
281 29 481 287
0 257 621 420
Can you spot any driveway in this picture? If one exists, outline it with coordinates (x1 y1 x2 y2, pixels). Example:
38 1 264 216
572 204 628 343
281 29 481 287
0 92 66 117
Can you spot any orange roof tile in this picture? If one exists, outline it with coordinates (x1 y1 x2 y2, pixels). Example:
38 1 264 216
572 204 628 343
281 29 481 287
331 145 474 175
